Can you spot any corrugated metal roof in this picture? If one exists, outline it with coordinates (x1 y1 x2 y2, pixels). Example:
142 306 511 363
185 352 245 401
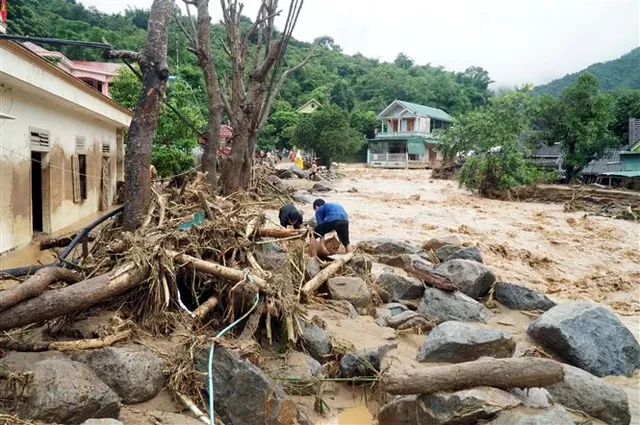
531 144 562 158
599 170 640 178
396 100 452 122
581 148 623 175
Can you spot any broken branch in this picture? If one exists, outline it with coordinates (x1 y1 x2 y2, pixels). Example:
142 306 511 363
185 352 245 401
0 267 83 312
301 252 354 296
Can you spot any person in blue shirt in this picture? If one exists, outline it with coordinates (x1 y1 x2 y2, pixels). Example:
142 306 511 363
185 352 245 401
310 198 352 257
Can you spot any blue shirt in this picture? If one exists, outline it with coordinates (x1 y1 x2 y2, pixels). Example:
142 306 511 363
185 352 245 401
315 203 348 225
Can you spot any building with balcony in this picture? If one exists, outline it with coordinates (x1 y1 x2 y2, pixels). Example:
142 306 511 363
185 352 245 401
22 42 122 98
367 100 452 169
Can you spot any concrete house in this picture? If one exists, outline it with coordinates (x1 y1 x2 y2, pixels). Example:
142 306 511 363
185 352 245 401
23 42 122 98
367 100 452 169
0 40 133 255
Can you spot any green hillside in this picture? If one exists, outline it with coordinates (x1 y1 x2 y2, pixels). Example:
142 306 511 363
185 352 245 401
534 48 640 96
5 0 493 117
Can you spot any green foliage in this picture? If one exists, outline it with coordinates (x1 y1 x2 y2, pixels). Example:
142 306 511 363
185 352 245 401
611 89 640 144
534 48 640 96
442 91 539 196
293 105 363 166
110 68 205 177
539 73 617 180
349 110 378 139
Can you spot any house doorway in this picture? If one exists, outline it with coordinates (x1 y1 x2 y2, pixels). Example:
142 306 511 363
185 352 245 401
31 151 43 233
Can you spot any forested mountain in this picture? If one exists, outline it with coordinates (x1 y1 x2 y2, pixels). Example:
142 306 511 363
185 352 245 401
6 0 493 117
534 48 640 96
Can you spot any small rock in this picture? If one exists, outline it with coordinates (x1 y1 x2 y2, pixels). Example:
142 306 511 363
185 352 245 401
312 182 332 192
487 406 574 424
349 255 372 279
81 420 124 425
358 238 420 255
435 259 496 299
256 251 288 271
72 344 165 404
494 282 556 311
342 301 359 319
546 363 630 425
446 246 483 263
277 169 296 179
376 272 425 301
327 276 372 308
262 242 286 254
347 187 358 193
299 320 332 361
385 310 434 331
418 286 492 323
284 351 324 379
195 345 311 425
291 190 315 204
421 235 463 252
378 387 522 425
528 301 640 377
509 388 553 408
16 358 120 424
340 344 397 378
416 321 515 363
306 257 323 280
435 244 463 261
375 303 409 325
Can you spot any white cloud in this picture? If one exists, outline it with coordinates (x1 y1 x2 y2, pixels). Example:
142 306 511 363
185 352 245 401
82 0 640 86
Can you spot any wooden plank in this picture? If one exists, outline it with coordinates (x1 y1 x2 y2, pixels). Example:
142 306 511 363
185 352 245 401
100 157 110 211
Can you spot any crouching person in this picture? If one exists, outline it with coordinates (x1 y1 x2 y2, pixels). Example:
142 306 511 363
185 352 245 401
310 198 352 257
279 203 303 229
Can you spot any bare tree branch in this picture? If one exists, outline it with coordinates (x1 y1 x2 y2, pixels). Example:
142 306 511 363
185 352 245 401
184 2 198 35
175 12 196 47
104 49 142 62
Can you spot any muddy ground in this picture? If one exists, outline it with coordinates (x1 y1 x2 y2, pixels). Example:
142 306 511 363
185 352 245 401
1 164 638 424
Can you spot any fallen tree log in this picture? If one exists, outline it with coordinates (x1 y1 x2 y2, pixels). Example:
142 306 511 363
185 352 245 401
0 330 132 352
0 262 149 332
166 250 271 294
301 252 354 296
381 358 564 395
0 267 83 312
257 228 306 239
193 296 219 321
40 234 95 250
404 259 455 292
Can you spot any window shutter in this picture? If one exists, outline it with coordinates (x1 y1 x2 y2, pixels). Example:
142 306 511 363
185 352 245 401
30 130 50 151
71 154 81 203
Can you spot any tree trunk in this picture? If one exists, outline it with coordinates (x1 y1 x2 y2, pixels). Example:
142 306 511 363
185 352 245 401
193 0 224 190
221 128 251 195
301 253 354 296
120 0 174 230
0 267 83 312
381 358 564 395
0 262 149 331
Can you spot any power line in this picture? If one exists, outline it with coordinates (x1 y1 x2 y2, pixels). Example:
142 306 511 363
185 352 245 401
0 34 112 50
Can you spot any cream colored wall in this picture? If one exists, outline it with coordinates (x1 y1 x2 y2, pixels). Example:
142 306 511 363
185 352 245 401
0 84 119 255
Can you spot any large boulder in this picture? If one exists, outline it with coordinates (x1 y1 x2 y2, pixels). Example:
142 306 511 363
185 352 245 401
546 364 630 425
494 282 556 311
312 182 332 192
421 235 463 252
417 321 515 363
195 345 311 425
340 344 397 378
377 254 434 271
418 286 492 323
348 255 373 279
15 358 120 424
358 238 420 256
327 276 372 308
256 251 288 271
378 387 522 425
376 272 425 301
528 301 640 377
435 244 462 262
435 259 495 299
299 320 332 362
487 406 574 425
283 351 323 379
446 246 484 263
291 190 315 204
288 164 309 178
305 257 323 280
72 344 165 404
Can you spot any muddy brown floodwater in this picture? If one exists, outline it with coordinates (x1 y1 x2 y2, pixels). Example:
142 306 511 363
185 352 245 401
274 164 639 425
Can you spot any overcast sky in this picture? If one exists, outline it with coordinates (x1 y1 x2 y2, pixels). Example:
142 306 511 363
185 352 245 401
81 0 640 87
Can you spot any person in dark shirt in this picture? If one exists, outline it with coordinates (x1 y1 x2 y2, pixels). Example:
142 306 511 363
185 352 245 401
310 198 352 257
279 203 303 229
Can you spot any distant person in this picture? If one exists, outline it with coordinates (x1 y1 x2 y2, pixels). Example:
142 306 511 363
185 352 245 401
309 159 318 180
310 198 352 257
295 150 304 169
279 203 303 229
